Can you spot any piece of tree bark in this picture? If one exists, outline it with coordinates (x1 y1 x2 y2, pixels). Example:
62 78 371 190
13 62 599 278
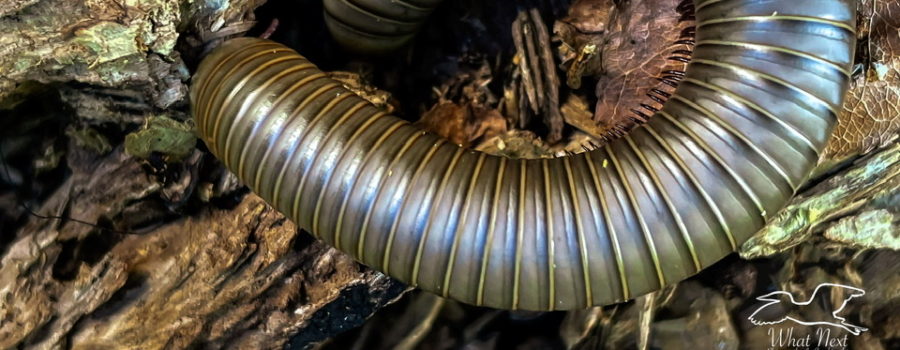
0 0 266 108
0 145 407 349
742 141 900 259
510 8 564 143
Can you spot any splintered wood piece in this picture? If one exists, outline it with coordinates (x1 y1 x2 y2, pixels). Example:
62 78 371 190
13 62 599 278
512 8 564 143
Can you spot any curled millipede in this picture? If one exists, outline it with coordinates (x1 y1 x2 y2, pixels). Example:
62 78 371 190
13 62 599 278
192 0 858 310
323 0 444 54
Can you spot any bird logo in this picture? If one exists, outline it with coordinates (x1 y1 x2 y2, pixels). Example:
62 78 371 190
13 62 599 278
748 283 868 335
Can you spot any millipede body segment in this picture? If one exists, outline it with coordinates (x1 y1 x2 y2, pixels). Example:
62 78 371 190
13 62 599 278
323 0 443 54
192 0 857 310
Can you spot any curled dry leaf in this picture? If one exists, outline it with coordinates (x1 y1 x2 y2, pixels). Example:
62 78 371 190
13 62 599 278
418 102 507 148
554 0 695 142
824 0 900 161
591 0 694 139
554 0 616 81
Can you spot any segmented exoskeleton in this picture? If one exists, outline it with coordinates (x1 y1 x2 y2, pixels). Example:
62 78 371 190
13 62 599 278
191 0 858 310
323 0 443 54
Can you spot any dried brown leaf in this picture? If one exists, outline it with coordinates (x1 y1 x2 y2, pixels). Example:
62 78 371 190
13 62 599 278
825 0 900 160
592 0 692 138
554 0 616 79
555 0 693 142
418 102 507 148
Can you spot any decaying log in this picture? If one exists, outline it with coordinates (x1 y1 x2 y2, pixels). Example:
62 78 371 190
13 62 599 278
0 0 412 346
742 141 900 258
0 144 406 349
